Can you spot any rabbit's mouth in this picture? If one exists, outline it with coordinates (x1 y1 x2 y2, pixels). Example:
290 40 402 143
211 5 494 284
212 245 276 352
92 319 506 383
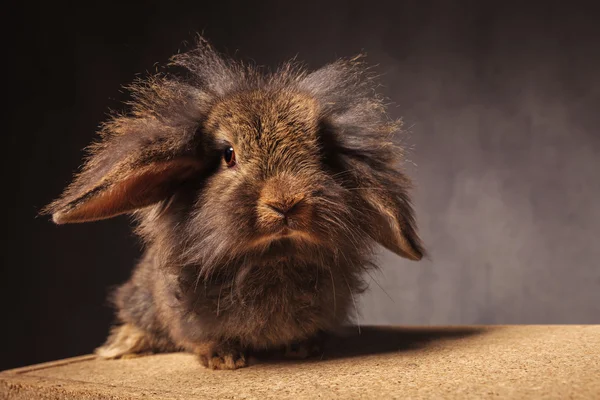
246 227 319 250
277 227 315 242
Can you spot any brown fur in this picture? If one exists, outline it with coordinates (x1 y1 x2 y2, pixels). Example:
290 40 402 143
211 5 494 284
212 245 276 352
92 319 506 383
42 36 425 369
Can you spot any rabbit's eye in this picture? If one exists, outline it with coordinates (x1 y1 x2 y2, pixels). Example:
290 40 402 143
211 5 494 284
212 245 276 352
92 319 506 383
223 147 236 167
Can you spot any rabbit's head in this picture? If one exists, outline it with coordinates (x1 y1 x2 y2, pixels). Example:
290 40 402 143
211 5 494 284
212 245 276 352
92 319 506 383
44 37 425 275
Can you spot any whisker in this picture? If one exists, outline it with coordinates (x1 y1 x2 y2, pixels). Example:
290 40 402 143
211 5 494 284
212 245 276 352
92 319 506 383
328 263 337 316
341 270 361 335
364 269 395 303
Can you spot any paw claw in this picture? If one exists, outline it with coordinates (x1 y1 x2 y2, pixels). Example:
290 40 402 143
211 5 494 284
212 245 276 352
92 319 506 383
197 343 248 370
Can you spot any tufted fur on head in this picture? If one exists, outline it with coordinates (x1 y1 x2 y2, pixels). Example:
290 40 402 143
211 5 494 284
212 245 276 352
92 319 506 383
43 36 425 369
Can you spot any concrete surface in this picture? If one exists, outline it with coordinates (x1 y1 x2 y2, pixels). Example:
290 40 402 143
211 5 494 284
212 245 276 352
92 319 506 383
1 326 598 399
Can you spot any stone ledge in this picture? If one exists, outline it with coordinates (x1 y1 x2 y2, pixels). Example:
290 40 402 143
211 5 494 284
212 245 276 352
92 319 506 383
1 326 599 399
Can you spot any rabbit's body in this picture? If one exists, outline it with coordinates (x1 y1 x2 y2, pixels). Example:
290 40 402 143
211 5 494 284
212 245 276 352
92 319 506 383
102 241 359 366
45 37 424 369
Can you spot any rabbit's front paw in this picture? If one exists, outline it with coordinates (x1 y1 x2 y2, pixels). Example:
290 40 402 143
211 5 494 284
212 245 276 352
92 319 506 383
196 341 248 370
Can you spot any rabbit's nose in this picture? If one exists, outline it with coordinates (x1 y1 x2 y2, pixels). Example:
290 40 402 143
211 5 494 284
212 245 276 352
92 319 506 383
263 198 302 218
258 175 312 231
260 196 308 230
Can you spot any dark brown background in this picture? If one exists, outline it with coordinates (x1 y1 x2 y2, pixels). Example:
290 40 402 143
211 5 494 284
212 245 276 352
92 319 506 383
2 0 599 370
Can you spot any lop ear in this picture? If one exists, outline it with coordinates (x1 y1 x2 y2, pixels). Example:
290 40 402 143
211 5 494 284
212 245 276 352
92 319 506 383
364 183 425 261
43 118 204 224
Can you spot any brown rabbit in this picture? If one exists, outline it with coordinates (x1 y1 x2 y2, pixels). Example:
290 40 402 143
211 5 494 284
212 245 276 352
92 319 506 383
43 36 425 370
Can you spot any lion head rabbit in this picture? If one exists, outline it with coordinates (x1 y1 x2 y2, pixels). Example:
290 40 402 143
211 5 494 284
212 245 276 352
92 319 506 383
43 37 425 369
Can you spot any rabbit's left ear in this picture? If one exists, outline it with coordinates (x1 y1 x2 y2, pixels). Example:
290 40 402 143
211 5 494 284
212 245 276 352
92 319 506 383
364 187 425 261
43 118 204 224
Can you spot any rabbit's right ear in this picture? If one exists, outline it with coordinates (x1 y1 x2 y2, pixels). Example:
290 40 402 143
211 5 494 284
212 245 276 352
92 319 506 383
43 118 204 224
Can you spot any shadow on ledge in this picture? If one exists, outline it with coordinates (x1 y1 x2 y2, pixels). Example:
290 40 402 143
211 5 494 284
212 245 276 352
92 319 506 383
256 325 488 364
